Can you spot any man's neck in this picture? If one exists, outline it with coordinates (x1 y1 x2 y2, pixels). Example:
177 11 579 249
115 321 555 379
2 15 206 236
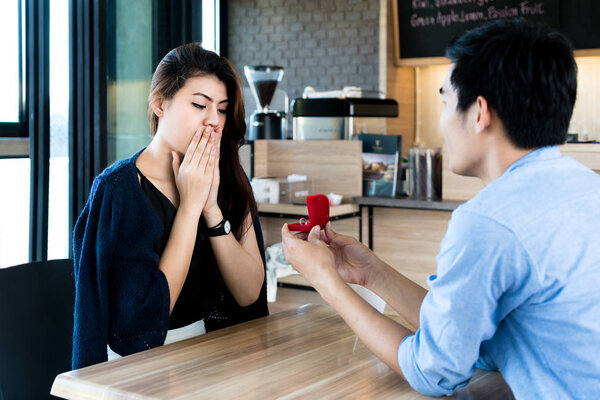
478 142 534 186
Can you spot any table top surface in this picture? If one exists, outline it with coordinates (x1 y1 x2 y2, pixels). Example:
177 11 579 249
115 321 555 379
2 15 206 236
51 304 513 400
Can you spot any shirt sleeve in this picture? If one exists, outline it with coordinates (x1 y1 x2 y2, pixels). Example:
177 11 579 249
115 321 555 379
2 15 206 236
397 209 539 396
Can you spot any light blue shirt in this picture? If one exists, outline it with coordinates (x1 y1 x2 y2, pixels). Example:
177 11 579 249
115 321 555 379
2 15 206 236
398 146 600 399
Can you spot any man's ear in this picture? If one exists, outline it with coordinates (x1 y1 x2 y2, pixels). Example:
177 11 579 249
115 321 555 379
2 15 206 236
151 95 166 118
475 96 492 134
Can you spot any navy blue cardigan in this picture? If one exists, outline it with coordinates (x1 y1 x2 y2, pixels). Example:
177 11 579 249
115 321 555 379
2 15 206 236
72 150 268 369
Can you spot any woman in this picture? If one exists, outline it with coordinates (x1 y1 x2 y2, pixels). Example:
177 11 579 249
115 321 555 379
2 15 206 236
72 44 268 369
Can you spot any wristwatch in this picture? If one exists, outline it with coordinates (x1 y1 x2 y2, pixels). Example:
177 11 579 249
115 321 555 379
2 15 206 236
207 218 231 237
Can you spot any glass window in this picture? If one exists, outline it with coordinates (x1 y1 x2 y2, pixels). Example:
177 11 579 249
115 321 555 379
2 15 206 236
202 0 220 54
107 0 153 165
0 1 21 123
48 0 70 259
0 159 30 268
0 0 28 268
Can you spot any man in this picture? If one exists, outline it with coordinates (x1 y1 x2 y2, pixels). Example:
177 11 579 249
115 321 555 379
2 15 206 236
281 19 600 399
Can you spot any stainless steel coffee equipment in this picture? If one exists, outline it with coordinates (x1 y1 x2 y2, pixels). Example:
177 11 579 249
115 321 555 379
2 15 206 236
290 98 398 140
408 147 442 201
244 65 286 140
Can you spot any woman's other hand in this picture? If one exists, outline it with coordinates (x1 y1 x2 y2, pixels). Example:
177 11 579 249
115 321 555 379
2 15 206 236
203 127 223 223
171 126 217 219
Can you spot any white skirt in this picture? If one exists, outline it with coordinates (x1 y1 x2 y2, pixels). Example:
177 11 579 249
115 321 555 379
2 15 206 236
107 319 206 361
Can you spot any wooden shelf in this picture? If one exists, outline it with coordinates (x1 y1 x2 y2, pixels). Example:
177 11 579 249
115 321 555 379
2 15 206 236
559 143 600 172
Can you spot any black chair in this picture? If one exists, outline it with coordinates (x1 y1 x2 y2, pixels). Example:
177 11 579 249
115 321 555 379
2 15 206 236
0 259 74 400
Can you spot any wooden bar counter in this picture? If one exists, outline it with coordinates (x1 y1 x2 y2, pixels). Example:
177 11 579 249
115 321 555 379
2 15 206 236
51 305 513 399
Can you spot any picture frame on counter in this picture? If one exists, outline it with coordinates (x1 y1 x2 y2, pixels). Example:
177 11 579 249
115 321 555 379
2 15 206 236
360 133 404 198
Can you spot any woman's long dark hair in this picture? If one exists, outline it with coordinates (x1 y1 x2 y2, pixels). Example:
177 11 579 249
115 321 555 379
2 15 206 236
148 43 257 240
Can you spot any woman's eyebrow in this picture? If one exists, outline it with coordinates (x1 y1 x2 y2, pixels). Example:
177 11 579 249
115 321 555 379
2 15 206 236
192 92 229 104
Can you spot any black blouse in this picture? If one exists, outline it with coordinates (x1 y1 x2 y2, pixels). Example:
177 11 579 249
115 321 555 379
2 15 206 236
137 168 269 332
138 168 221 329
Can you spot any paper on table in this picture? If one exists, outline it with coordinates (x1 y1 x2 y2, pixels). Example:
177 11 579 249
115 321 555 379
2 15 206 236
265 242 298 302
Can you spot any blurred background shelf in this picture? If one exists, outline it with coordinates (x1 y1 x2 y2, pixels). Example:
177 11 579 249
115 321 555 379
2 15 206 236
258 202 359 218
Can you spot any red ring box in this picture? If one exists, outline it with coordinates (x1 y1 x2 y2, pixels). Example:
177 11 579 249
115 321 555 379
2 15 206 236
287 194 330 232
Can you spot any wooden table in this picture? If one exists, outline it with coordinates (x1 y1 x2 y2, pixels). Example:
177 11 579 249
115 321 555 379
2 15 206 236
51 305 513 399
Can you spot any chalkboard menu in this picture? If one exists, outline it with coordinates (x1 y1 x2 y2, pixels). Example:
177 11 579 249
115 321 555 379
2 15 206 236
393 0 600 64
559 0 600 51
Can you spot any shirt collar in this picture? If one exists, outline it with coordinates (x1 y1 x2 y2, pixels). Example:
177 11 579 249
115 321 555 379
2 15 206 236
504 145 561 174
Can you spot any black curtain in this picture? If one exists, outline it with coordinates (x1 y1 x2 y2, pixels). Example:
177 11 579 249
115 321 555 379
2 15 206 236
220 0 228 58
152 0 199 70
27 0 50 261
68 0 108 250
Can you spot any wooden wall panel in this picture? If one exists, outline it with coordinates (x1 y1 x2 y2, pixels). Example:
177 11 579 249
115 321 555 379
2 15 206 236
415 65 449 148
442 170 484 201
406 56 600 148
570 57 600 142
253 140 362 202
441 147 485 201
385 0 415 154
440 144 600 202
559 143 600 173
371 208 451 288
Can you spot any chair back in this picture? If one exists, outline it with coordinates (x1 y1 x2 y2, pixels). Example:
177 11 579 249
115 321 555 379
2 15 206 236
0 259 74 400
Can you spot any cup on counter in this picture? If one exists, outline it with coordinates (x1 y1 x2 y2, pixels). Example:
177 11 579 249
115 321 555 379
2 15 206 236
408 147 442 201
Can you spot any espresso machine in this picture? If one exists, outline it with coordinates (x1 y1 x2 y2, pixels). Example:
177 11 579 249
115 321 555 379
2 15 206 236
244 65 286 140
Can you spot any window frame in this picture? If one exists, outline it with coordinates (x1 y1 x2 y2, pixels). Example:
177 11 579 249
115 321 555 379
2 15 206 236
0 0 51 263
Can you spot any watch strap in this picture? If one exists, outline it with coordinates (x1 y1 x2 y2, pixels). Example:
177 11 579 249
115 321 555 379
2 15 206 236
207 218 230 237
208 218 225 230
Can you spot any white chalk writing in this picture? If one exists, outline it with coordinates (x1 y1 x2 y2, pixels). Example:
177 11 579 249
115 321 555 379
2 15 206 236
520 1 544 16
409 1 546 28
412 0 496 10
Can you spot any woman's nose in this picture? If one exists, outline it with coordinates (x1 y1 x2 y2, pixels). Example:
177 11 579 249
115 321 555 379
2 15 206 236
203 106 220 127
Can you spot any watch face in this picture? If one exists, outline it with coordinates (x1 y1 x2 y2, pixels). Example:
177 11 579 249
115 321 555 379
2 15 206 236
224 220 231 234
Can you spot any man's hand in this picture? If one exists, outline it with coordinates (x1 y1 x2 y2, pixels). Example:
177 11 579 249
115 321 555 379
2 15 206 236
281 224 341 291
321 222 382 288
282 223 411 378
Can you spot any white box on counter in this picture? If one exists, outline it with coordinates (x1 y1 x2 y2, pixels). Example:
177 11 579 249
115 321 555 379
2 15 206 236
251 176 314 204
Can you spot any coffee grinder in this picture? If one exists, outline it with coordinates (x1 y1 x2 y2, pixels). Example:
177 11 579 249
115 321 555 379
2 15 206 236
244 65 286 140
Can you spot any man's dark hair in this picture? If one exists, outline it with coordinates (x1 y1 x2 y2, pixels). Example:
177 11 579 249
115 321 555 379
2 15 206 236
445 19 577 149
